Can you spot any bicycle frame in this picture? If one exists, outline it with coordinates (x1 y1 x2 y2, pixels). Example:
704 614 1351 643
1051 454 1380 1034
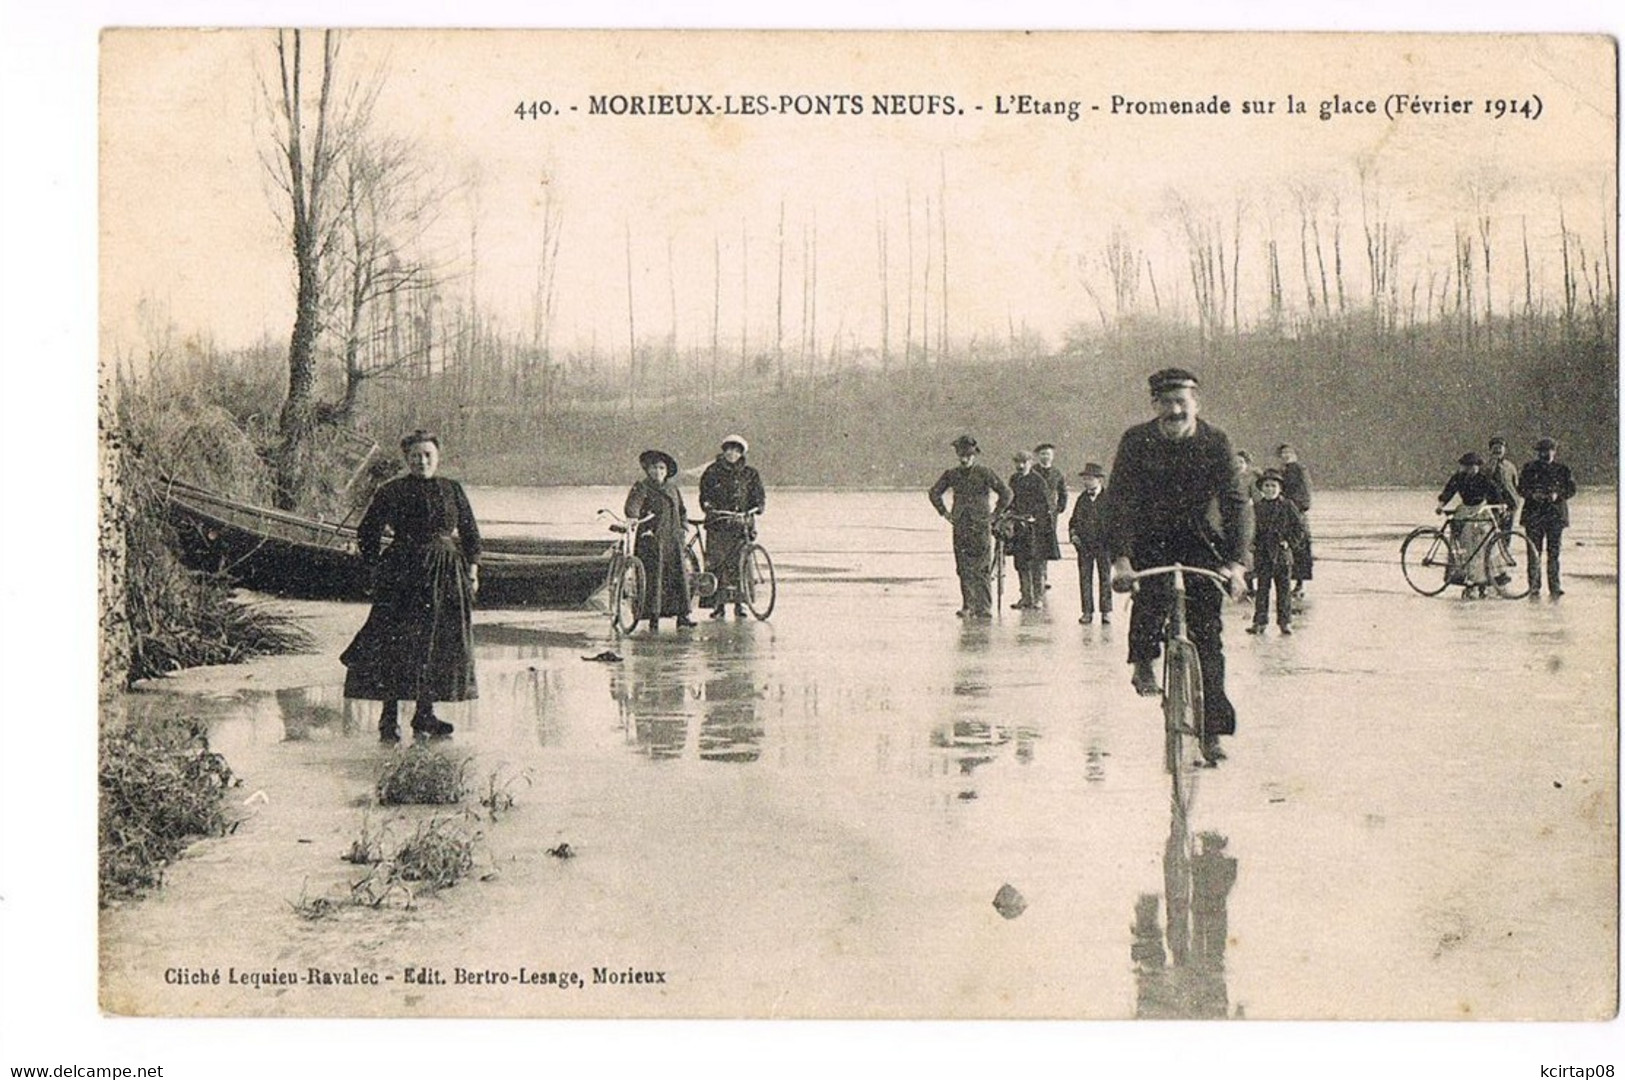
597 508 653 632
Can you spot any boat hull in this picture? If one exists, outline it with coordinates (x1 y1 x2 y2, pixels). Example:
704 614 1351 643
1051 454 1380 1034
162 480 614 608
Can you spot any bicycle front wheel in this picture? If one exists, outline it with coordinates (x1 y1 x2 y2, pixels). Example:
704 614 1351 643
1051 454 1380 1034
738 543 777 620
1163 639 1206 810
1400 527 1453 596
1490 530 1535 599
993 536 1005 611
611 556 646 635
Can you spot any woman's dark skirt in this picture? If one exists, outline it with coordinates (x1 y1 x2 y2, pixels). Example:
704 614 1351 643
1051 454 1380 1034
341 537 478 702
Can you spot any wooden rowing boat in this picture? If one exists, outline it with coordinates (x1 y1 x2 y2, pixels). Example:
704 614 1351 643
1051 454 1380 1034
162 478 616 608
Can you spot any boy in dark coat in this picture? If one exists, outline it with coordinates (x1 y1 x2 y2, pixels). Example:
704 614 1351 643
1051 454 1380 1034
1247 469 1306 635
1275 444 1313 596
1068 462 1112 624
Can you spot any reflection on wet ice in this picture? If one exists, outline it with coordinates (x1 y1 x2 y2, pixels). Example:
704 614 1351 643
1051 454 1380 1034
1133 788 1238 1020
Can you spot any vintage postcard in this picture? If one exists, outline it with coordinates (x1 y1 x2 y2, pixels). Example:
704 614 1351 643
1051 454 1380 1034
93 27 1615 1032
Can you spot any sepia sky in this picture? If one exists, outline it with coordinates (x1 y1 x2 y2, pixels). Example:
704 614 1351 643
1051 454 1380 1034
100 30 1616 362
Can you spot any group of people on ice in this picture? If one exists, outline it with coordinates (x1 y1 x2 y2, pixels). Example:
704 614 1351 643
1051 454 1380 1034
928 420 1316 637
1435 435 1576 599
334 365 1576 765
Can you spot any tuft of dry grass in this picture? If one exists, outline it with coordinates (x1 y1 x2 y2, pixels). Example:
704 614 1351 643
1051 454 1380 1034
377 749 470 806
390 816 478 891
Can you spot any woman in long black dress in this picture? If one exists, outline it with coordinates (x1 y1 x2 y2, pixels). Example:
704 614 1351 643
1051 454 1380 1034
341 430 480 741
624 449 695 631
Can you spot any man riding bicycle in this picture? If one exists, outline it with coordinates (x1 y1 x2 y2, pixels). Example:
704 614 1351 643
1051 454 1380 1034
1106 368 1252 763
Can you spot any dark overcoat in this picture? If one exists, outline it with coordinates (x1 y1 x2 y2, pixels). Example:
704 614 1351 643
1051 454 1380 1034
626 477 693 617
1008 469 1059 563
1517 459 1576 529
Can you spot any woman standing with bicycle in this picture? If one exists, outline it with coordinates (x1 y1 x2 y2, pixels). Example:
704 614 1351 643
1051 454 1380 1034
1436 451 1512 599
625 450 696 630
699 435 766 619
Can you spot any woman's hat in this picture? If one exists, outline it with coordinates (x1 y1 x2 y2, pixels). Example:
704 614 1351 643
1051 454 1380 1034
639 449 679 476
399 429 440 452
1033 442 1056 453
721 434 749 453
1534 437 1558 451
1458 451 1484 467
1079 462 1106 478
951 435 979 454
1258 468 1285 485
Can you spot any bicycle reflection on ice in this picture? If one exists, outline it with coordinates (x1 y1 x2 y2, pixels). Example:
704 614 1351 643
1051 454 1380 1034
1131 783 1239 1020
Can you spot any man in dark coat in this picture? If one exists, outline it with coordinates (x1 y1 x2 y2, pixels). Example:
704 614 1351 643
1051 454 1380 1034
1068 462 1112 625
928 435 1012 619
1107 369 1251 764
1518 436 1577 597
1032 444 1069 591
699 434 767 618
1275 444 1313 596
1008 450 1054 609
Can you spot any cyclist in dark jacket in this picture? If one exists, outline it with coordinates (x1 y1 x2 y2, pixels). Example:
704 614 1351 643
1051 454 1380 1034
1106 369 1251 764
699 435 767 618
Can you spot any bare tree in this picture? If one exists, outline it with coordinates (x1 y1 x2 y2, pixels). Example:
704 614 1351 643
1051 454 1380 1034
875 195 891 371
260 29 372 507
328 134 444 420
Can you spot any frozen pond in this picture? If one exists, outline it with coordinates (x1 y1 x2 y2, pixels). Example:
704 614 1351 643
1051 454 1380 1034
101 488 1618 1019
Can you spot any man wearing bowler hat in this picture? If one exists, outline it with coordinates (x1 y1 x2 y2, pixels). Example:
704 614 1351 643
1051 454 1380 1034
1106 368 1251 763
1517 437 1576 597
928 435 1012 619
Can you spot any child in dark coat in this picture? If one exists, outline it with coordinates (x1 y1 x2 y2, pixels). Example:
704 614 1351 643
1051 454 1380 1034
1248 469 1306 635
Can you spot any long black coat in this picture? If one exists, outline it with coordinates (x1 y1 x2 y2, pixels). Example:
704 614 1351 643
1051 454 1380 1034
1517 459 1576 529
341 475 480 703
1033 464 1069 559
625 477 692 617
1009 469 1061 561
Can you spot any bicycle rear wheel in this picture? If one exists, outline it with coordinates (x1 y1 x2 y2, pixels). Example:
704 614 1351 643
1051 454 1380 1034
1400 527 1453 596
1163 639 1206 811
738 543 777 620
1490 530 1535 599
611 556 646 635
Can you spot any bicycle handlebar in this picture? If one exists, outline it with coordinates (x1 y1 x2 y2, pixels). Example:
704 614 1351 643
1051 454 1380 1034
1120 563 1236 588
598 508 654 529
1436 503 1509 515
